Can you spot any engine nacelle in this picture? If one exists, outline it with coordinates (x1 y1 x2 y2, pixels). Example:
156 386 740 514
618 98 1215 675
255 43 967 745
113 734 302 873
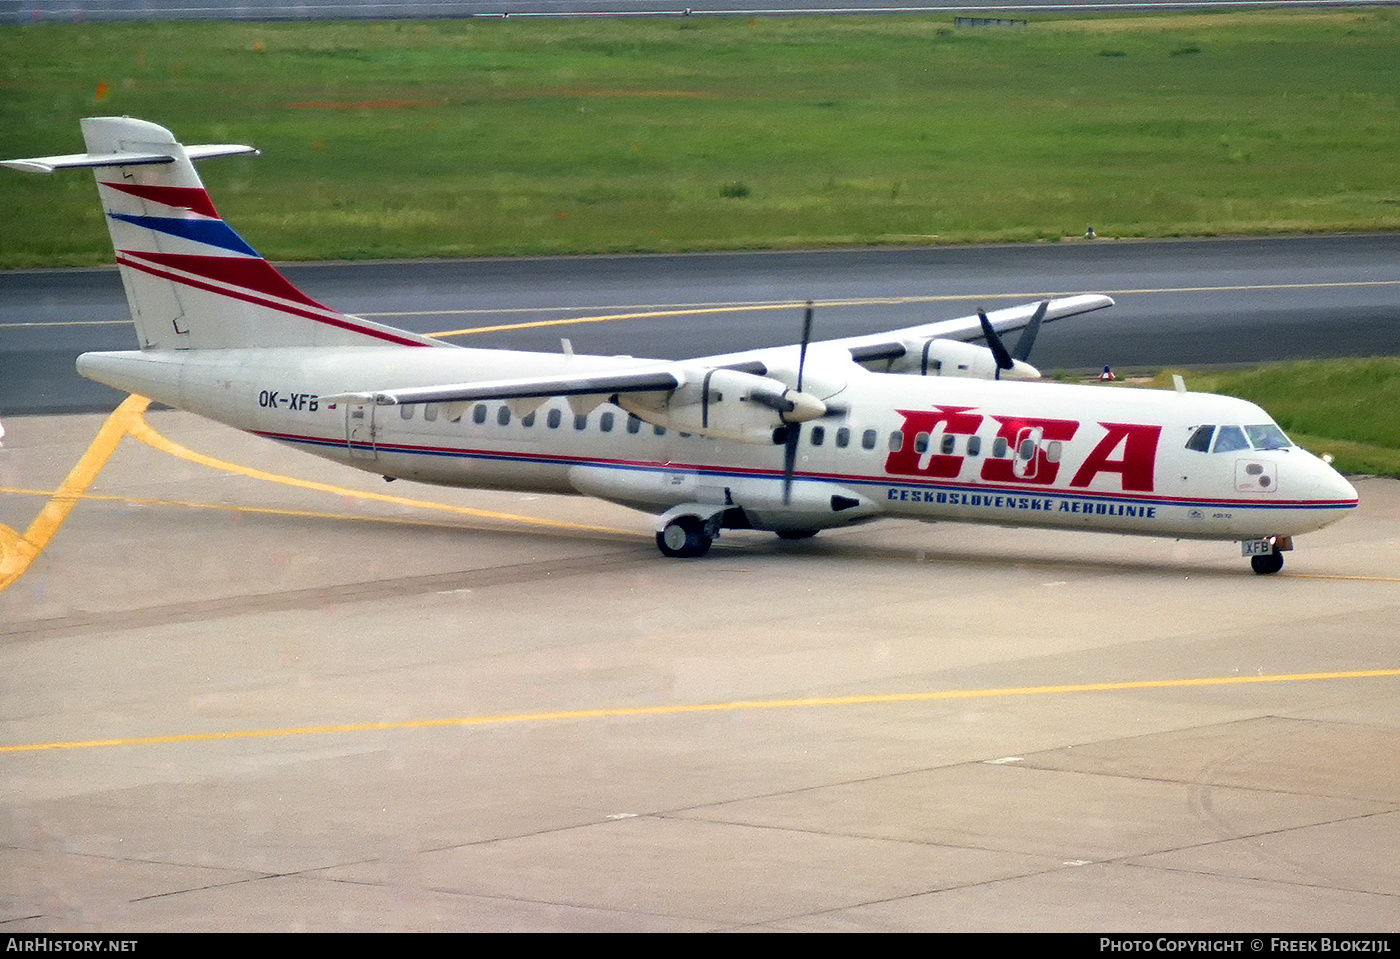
887 338 1039 380
617 367 826 444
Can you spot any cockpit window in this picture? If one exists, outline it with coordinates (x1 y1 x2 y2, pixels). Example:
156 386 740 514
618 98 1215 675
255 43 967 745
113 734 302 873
1186 425 1215 452
1245 423 1292 450
1189 422 1294 454
1212 426 1250 453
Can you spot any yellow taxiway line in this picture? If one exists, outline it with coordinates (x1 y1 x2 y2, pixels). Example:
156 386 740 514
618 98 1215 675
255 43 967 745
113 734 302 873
0 394 630 593
3 668 1398 755
0 394 151 592
122 410 627 536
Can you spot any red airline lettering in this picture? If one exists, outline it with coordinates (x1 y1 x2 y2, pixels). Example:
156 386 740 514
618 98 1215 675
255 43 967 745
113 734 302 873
884 409 1161 494
1070 422 1161 491
979 415 1079 486
885 407 982 478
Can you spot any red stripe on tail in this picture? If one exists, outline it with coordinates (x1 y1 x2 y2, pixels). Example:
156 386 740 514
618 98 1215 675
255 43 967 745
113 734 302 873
100 181 220 218
120 250 330 310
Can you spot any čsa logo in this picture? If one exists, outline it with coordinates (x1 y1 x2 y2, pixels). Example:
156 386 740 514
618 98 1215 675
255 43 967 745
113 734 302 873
885 407 1160 492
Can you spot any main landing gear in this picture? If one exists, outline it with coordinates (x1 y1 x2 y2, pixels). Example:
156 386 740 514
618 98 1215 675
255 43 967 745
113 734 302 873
1250 549 1285 575
654 505 824 557
656 515 714 558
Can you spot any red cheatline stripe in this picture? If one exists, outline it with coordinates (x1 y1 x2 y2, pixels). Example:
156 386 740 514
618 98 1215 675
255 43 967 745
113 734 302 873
99 181 219 218
115 253 431 348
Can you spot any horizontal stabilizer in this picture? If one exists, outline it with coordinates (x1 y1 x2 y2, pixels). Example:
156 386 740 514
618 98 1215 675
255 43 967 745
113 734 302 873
2 144 257 174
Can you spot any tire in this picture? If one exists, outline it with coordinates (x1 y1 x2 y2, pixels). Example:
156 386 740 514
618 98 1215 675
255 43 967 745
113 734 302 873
656 517 712 558
1250 551 1284 575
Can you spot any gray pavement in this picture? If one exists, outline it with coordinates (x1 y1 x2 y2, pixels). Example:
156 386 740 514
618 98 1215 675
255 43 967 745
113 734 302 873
8 235 1400 414
1 409 1398 931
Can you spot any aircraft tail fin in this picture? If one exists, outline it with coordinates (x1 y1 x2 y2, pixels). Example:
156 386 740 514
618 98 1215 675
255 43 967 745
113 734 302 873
4 117 440 351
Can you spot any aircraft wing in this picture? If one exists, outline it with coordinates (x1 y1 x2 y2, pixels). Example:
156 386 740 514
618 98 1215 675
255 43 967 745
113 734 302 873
326 365 681 408
781 294 1112 368
323 356 827 438
326 294 1115 412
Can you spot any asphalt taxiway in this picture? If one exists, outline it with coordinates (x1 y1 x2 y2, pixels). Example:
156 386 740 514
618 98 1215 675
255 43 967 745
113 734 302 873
2 407 1398 931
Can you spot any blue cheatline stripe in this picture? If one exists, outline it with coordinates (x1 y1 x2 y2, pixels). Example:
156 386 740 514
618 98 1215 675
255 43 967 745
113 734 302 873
108 214 259 257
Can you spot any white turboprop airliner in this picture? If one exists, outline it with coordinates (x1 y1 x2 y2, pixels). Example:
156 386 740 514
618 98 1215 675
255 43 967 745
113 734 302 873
5 118 1358 573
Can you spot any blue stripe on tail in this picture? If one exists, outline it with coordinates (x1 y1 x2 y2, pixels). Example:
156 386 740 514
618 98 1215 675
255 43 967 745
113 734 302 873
108 214 259 257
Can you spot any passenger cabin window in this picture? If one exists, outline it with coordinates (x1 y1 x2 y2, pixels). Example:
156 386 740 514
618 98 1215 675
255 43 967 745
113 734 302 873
424 403 439 423
992 437 1009 459
599 412 615 432
889 431 904 453
835 427 850 449
496 406 511 426
940 434 956 455
473 404 488 425
574 414 588 430
862 429 877 451
810 426 825 446
966 436 982 457
547 409 562 429
627 415 642 434
400 404 414 421
914 432 930 454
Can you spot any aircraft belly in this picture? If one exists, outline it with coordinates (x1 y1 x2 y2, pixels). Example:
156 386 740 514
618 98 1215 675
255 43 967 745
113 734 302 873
379 443 575 495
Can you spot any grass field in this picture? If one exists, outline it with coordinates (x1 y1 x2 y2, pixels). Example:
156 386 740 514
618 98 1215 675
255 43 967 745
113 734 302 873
2 10 1399 266
2 11 1397 470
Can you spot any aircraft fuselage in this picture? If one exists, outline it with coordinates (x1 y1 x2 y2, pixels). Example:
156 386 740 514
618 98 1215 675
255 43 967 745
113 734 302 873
78 344 1358 545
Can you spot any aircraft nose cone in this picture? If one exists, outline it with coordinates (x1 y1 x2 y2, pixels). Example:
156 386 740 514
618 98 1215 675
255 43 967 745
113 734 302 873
1324 467 1359 506
1299 451 1359 504
1296 454 1359 529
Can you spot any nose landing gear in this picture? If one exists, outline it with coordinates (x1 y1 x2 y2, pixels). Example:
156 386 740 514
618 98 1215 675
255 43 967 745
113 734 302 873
1244 536 1291 575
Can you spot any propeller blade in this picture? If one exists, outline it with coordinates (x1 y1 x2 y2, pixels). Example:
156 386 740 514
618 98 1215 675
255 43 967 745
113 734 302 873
977 308 1014 379
797 301 813 394
782 424 801 504
785 301 815 504
1012 300 1049 362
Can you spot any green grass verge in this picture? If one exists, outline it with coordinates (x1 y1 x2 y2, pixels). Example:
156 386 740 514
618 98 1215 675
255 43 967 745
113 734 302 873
1146 358 1400 476
2 10 1400 266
